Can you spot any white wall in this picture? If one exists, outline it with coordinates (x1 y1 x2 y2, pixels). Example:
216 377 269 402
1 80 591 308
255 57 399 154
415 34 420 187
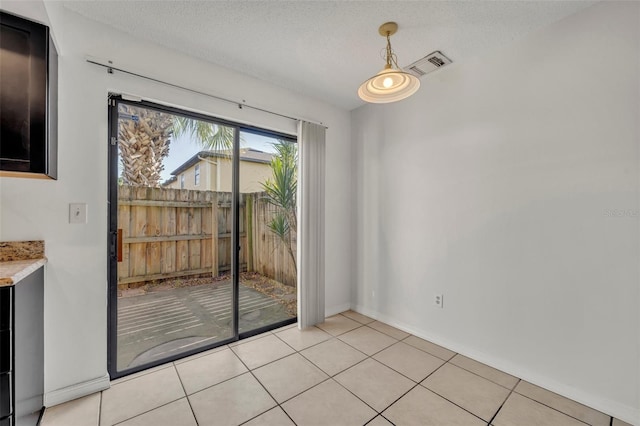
352 2 639 424
0 1 352 405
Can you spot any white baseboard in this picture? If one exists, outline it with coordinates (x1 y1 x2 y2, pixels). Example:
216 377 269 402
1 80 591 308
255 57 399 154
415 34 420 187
44 373 110 407
350 304 639 426
325 303 351 318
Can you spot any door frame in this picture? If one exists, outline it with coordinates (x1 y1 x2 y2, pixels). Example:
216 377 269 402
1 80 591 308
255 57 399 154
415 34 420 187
107 94 297 379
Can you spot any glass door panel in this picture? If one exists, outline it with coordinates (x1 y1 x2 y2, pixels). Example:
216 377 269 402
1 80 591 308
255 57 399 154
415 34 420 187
238 131 297 334
110 100 236 375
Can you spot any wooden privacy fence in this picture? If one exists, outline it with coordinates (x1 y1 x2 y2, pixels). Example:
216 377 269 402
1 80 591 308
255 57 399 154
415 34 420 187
117 185 297 288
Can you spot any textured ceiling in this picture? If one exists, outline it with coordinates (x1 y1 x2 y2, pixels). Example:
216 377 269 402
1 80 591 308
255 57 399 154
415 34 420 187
61 1 595 110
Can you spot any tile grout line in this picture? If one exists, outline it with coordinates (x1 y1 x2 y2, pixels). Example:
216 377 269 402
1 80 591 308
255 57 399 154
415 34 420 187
365 322 411 341
487 378 520 425
326 320 406 359
316 322 366 338
172 342 231 365
418 384 488 425
513 383 610 424
513 390 593 425
110 396 186 426
229 337 297 371
310 359 382 420
369 355 446 388
292 337 368 377
334 335 383 358
443 359 519 393
447 361 518 391
271 325 333 352
338 312 376 326
370 380 423 418
227 343 298 425
413 361 489 424
381 412 398 425
398 334 458 362
172 362 200 426
270 328 311 353
109 363 175 387
186 369 253 398
98 390 103 426
107 365 192 425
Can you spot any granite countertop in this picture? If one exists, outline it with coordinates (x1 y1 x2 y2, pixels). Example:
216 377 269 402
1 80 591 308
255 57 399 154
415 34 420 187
0 240 46 287
0 258 47 287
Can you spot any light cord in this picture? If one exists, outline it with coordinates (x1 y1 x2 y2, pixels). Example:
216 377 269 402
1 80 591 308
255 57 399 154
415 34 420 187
383 32 401 70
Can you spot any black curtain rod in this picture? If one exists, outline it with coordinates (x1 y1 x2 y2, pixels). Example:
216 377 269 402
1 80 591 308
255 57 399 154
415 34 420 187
86 58 328 129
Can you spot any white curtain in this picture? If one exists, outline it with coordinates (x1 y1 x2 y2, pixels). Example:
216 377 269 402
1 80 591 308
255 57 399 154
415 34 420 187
297 121 326 328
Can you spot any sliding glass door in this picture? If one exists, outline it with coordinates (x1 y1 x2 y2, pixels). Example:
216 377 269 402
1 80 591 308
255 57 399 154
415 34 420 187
108 96 296 378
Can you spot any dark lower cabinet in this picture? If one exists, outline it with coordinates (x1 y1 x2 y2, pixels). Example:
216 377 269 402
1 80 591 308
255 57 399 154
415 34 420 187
0 417 12 426
0 287 12 425
0 373 11 419
0 330 11 373
0 267 43 426
0 290 10 330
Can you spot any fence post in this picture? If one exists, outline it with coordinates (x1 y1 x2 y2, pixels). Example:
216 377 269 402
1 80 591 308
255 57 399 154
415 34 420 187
246 193 254 272
211 192 219 276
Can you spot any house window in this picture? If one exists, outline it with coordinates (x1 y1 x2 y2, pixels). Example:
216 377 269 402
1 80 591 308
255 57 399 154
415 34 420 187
180 174 185 189
194 165 200 186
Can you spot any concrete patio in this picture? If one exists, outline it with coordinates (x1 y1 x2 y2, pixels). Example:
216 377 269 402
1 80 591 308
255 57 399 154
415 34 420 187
117 279 295 369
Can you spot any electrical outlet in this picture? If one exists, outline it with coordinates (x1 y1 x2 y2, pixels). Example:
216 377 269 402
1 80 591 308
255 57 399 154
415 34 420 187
69 203 88 224
434 294 444 308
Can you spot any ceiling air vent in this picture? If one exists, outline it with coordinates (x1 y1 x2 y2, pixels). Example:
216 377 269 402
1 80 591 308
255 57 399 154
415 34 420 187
404 51 452 77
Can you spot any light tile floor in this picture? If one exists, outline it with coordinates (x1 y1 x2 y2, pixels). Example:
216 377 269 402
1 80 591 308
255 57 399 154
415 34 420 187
41 311 633 426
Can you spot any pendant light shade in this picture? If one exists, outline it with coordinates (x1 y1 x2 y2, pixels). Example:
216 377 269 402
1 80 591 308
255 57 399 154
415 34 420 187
358 68 420 103
358 22 420 104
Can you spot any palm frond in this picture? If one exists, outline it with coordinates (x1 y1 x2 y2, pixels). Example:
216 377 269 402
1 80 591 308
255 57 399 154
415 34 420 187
267 213 290 240
261 140 298 212
173 116 234 154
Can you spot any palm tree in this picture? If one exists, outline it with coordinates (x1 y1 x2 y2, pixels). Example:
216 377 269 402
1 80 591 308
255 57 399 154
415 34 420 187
117 106 234 187
261 140 298 271
117 104 173 187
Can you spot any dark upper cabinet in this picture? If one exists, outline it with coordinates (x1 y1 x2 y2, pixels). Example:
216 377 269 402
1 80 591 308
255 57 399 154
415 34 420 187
0 11 57 179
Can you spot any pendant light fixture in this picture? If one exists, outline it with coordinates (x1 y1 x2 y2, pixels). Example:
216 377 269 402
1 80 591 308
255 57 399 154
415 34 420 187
358 22 420 104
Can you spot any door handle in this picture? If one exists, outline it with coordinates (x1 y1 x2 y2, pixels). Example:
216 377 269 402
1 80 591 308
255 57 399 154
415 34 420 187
110 229 123 262
117 229 123 262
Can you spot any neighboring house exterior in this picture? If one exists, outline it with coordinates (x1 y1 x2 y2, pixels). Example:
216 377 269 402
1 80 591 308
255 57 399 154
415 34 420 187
163 148 273 193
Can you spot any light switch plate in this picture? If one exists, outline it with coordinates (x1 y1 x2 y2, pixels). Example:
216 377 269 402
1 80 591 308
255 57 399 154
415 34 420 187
69 203 88 224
